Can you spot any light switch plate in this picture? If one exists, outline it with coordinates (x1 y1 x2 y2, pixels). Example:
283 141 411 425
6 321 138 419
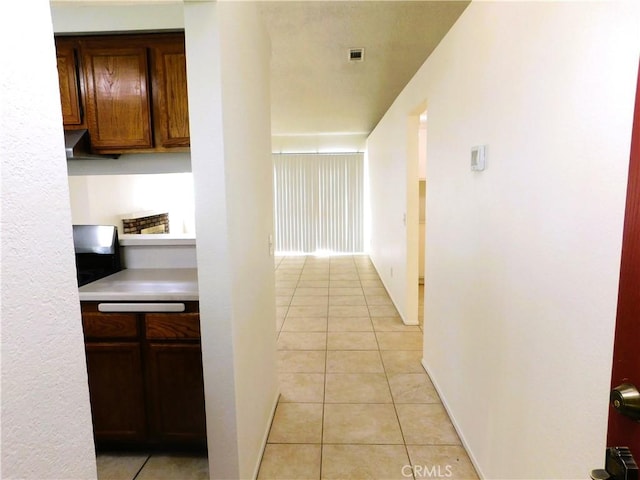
471 145 486 171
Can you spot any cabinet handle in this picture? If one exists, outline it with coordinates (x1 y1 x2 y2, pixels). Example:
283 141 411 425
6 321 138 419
98 303 186 313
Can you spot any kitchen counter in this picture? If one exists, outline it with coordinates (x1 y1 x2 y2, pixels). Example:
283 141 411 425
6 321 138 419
119 234 196 247
78 268 198 301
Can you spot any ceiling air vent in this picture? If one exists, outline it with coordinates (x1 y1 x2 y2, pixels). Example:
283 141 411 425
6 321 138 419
349 48 364 62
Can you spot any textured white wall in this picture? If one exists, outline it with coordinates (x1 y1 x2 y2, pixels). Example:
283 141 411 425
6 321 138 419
185 2 278 479
0 1 97 478
367 2 640 478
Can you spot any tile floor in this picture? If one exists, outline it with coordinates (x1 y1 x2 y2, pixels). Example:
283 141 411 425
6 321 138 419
96 452 209 480
96 255 478 480
259 255 478 480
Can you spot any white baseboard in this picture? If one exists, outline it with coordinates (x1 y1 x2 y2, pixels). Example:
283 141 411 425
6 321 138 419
251 390 281 480
370 257 420 326
420 359 485 480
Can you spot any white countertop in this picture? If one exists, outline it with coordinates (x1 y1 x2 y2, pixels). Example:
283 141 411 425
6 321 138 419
79 268 198 301
119 234 196 247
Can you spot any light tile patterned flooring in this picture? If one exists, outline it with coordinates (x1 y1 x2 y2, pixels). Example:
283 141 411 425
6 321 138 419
259 255 478 480
96 453 208 480
96 255 478 480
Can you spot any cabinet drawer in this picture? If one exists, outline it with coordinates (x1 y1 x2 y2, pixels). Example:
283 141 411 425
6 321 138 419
145 313 200 340
83 313 139 339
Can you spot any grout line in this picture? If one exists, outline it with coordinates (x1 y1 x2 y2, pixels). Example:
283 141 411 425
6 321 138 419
267 255 434 480
314 252 328 480
276 255 304 335
365 263 416 480
131 454 152 480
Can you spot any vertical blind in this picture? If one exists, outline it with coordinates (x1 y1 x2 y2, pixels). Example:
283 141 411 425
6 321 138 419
273 153 364 254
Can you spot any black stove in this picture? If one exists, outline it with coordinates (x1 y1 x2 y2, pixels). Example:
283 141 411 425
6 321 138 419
73 225 122 286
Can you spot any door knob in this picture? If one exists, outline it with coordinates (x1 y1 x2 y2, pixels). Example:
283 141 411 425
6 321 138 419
591 447 638 480
611 383 640 421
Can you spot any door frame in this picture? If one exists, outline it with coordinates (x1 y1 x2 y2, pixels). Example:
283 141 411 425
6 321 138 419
405 101 428 326
606 59 640 457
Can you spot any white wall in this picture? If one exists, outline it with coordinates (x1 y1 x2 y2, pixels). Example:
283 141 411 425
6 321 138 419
185 2 278 479
220 6 278 476
50 2 184 33
367 119 413 321
272 133 367 153
367 2 640 479
68 173 196 234
0 1 97 478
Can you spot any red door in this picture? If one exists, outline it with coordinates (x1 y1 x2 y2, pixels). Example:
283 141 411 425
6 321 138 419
607 60 640 458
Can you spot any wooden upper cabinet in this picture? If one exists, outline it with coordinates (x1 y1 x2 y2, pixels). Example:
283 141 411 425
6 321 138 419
55 33 190 154
151 38 190 148
55 39 83 127
81 41 153 151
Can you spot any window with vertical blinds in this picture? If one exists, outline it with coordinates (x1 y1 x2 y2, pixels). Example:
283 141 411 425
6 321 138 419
273 153 364 254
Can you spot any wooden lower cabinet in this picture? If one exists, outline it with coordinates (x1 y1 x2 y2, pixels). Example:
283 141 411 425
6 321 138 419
85 343 147 442
146 343 207 443
81 302 206 449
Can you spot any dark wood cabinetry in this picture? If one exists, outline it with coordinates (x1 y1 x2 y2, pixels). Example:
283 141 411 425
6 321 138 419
145 311 205 443
81 302 205 449
151 40 190 148
147 344 207 442
82 42 153 151
55 33 190 154
85 342 147 442
55 38 83 127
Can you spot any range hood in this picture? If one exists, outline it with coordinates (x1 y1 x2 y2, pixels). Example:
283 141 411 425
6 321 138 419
64 129 120 160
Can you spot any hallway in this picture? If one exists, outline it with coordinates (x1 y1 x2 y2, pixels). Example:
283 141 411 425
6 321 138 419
94 255 478 480
259 255 478 479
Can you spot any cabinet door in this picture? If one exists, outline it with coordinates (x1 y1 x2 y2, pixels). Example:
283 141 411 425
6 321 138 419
151 39 190 148
85 342 147 443
146 343 206 444
55 40 83 126
81 43 153 151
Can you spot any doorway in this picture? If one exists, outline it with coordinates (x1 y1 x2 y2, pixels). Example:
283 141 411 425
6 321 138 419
405 103 427 326
417 110 427 327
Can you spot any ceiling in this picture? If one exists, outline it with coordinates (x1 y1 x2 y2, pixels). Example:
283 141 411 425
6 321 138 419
50 0 470 147
259 1 470 138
